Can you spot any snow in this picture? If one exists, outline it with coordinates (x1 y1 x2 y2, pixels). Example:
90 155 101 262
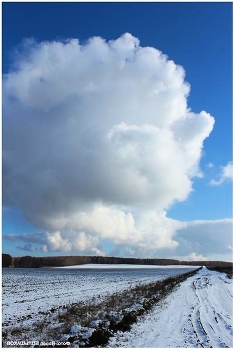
2 266 195 333
70 325 81 335
2 266 232 348
108 268 233 348
55 263 200 269
89 320 102 328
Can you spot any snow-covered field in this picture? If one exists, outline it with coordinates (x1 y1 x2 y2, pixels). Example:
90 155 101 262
108 267 233 348
2 265 196 332
56 263 199 269
2 266 232 348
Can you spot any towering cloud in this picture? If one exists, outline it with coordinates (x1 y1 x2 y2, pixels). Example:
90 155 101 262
3 33 215 254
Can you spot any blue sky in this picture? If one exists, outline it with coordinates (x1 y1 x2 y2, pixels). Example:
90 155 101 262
2 2 232 261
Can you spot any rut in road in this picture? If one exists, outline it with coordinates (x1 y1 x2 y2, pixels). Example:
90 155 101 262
108 268 233 348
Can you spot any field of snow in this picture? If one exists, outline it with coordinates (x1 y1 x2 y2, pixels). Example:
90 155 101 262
56 263 199 269
2 266 232 348
2 265 196 333
108 267 233 348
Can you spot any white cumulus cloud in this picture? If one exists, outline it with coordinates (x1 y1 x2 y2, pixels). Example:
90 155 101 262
3 33 215 255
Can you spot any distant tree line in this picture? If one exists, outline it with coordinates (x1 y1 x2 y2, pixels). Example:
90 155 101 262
2 254 12 267
2 253 233 268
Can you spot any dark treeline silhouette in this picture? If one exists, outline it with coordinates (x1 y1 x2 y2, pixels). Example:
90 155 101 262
2 253 233 268
2 254 12 267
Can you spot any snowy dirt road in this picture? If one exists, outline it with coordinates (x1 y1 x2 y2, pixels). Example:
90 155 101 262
108 267 233 348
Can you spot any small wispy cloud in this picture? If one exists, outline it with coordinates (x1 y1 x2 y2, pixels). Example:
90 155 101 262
206 162 214 168
16 243 36 252
210 161 233 186
179 252 209 261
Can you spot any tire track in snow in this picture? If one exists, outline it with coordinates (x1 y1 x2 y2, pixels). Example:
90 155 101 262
182 273 231 348
193 274 232 347
109 268 233 348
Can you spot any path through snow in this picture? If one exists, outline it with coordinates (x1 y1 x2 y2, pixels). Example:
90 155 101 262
108 268 233 348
